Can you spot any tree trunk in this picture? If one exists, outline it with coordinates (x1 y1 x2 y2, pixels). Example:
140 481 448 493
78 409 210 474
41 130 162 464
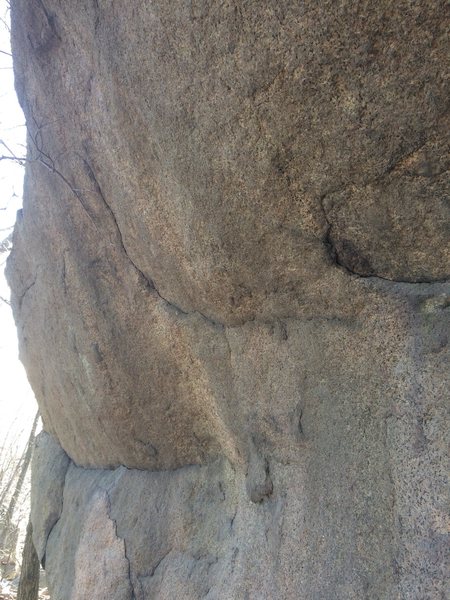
16 518 39 600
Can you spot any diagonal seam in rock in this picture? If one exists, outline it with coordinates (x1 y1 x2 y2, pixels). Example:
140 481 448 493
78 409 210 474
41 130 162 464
18 277 37 309
146 548 172 578
320 191 450 285
31 149 449 334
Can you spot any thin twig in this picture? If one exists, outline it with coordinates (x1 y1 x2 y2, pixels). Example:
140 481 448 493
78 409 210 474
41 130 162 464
1 139 20 155
0 155 27 163
0 139 27 165
0 17 10 34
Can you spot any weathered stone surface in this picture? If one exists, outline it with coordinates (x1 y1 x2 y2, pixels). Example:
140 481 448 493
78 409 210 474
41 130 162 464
6 0 449 598
46 474 134 600
30 431 69 563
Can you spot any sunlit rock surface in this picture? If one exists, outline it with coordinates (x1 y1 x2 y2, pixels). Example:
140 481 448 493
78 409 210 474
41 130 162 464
7 1 449 598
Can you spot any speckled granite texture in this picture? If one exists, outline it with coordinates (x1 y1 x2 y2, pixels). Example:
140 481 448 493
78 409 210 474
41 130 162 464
7 1 449 598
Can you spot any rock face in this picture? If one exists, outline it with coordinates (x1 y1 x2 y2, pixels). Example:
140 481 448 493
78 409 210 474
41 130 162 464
7 1 449 598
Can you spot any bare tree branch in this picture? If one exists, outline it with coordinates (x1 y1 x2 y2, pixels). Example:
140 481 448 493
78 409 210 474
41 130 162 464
0 154 27 164
0 15 10 33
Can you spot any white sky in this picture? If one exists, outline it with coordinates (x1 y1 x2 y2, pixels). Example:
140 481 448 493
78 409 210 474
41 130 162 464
0 0 38 449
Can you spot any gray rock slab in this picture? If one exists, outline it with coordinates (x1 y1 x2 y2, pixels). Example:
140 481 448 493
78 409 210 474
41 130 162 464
30 431 70 563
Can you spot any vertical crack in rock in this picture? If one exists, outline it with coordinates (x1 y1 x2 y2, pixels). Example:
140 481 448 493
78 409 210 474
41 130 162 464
39 459 69 569
104 489 137 600
30 432 71 567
